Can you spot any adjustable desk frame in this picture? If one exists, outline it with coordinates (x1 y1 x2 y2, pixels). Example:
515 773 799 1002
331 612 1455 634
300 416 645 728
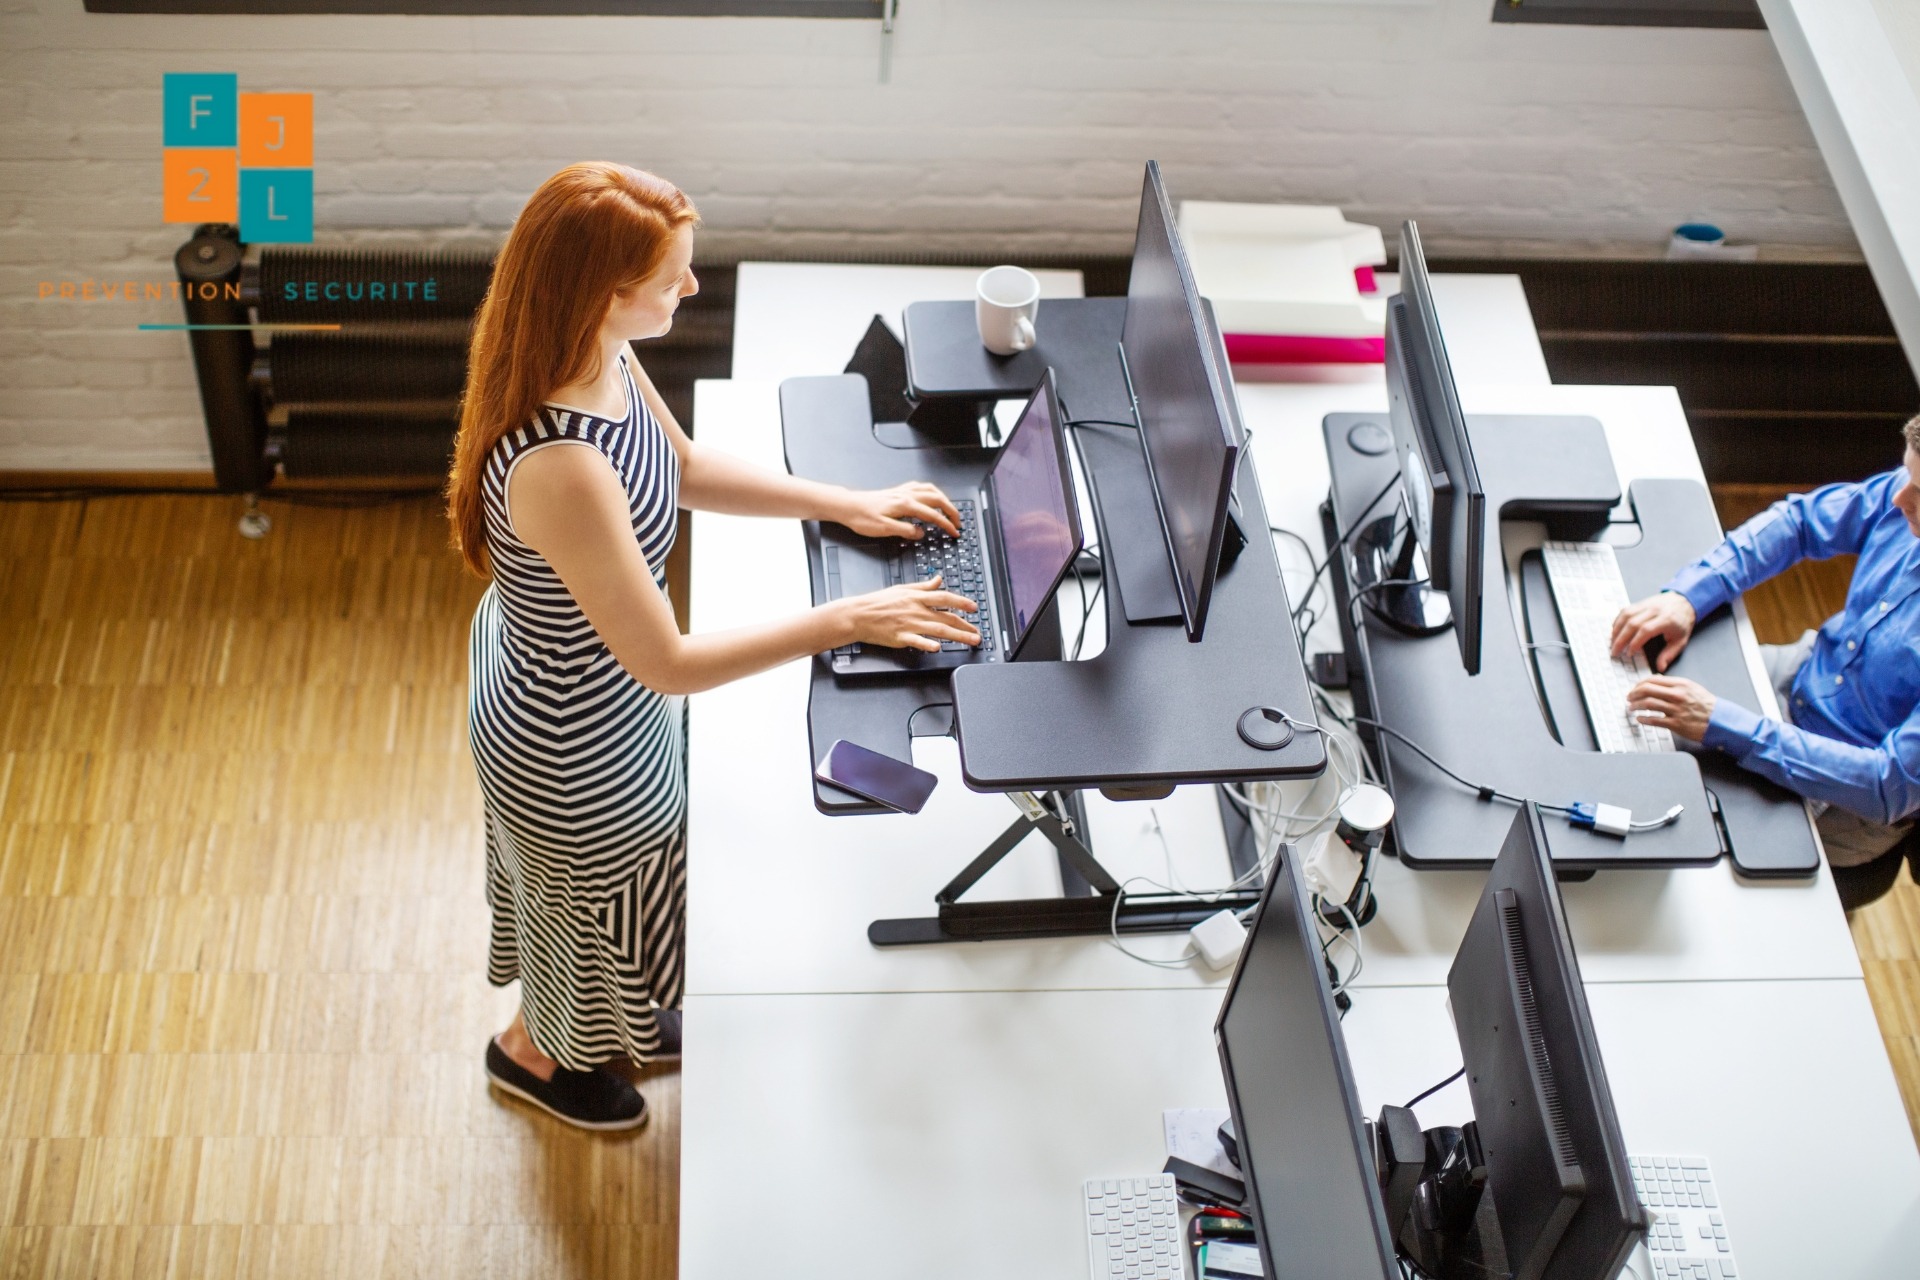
781 298 1324 945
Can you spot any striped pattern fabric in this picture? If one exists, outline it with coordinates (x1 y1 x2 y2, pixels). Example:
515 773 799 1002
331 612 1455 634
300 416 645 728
467 348 687 1070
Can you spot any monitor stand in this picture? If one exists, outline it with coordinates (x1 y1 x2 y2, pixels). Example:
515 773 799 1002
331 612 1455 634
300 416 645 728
1351 510 1451 637
1375 1105 1511 1280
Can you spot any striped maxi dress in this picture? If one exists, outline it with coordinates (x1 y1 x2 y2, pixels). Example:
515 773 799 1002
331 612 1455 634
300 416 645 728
467 346 687 1070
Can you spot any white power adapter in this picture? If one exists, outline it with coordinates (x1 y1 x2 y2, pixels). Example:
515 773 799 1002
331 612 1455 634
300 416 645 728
1191 909 1248 972
1302 829 1364 904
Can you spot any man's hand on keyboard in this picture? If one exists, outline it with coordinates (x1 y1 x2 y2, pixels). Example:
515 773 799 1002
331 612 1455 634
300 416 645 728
1611 590 1697 672
1625 675 1715 742
830 481 962 539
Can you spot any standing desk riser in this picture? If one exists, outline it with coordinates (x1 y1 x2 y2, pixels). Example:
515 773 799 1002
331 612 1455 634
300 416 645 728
1322 410 1820 877
776 297 1326 942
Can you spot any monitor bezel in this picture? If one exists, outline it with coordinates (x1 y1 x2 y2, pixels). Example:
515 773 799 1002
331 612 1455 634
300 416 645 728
983 366 1085 662
1390 220 1486 675
1121 160 1244 644
1447 804 1648 1279
1214 846 1403 1280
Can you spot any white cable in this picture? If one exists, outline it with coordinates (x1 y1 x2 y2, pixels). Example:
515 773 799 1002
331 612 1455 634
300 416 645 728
1316 894 1366 997
1105 875 1202 969
1104 806 1274 971
1225 720 1367 849
1630 803 1687 832
1102 710 1379 973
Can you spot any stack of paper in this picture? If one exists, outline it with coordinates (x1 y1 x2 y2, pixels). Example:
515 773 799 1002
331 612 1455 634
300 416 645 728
1178 201 1388 367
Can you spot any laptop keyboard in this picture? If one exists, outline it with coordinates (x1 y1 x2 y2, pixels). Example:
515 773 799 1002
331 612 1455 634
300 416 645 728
907 499 995 653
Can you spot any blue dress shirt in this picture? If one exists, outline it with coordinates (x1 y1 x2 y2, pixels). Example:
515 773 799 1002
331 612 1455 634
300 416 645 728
1663 468 1920 825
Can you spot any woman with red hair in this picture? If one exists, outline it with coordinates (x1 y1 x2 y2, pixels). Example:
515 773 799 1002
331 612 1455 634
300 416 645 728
448 163 978 1128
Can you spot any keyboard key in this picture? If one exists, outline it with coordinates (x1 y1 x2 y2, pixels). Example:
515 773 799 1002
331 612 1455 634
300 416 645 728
1083 1175 1182 1280
1631 1153 1736 1280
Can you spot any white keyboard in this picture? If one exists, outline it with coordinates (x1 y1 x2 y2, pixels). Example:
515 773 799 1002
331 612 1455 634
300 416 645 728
1083 1174 1184 1280
1541 541 1675 755
1630 1153 1740 1279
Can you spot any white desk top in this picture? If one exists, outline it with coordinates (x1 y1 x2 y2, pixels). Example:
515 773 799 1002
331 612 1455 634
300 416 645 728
685 372 1860 997
681 979 1920 1280
681 261 1918 1280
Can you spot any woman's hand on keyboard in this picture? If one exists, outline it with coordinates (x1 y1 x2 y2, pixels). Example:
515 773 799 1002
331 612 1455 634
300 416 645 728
835 575 980 652
1625 675 1715 742
830 481 962 539
1611 590 1697 671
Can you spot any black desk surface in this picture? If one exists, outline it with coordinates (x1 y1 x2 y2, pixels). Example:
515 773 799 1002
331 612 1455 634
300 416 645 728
902 299 1135 425
782 369 1326 813
1325 410 1819 876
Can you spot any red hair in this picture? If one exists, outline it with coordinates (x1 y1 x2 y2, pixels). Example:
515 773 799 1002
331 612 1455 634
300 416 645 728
446 162 699 578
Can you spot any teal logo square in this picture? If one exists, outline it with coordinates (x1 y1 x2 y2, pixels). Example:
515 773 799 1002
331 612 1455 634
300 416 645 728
164 73 237 148
240 169 313 244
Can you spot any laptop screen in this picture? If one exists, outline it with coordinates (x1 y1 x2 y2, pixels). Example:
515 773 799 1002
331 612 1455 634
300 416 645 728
987 374 1082 653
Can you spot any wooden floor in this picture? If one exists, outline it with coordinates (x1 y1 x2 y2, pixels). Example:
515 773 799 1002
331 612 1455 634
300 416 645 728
1 486 1917 1276
0 494 677 1279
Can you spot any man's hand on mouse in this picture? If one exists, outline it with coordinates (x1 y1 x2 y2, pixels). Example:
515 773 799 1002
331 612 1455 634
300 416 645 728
1625 675 1715 742
1610 590 1696 672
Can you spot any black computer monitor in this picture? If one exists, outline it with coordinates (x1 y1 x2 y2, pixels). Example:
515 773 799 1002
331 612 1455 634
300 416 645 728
1215 847 1402 1280
1119 160 1242 643
1356 219 1486 675
984 367 1084 656
1448 804 1646 1280
1218 804 1644 1280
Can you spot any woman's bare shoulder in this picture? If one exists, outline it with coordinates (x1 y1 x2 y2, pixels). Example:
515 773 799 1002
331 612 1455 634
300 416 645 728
505 439 623 544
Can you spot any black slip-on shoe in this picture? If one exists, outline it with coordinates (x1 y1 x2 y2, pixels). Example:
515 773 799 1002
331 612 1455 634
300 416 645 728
484 1037 649 1131
652 1008 682 1062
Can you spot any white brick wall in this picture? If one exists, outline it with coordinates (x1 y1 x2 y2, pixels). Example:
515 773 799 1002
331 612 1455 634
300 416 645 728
1 0 1858 471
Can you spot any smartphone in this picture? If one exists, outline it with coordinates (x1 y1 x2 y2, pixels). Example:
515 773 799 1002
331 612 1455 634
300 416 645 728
815 739 939 814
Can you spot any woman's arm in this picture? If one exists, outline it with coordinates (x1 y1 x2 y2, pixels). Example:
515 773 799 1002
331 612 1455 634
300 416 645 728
508 441 980 696
624 347 959 537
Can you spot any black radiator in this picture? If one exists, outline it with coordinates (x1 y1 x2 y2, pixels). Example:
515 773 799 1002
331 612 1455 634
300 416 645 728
175 223 494 491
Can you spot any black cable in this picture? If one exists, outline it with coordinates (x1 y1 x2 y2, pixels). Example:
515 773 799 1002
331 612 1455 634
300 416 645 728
1268 523 1325 651
1312 687 1354 728
1070 547 1105 662
1349 715 1571 816
1405 1065 1466 1110
1269 524 1317 562
1291 472 1400 625
1343 571 1423 640
1065 418 1138 431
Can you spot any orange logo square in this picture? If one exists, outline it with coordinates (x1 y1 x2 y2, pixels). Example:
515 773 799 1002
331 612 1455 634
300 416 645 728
239 93 313 168
163 148 238 222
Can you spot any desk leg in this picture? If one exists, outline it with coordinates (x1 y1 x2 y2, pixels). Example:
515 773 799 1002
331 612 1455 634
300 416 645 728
868 789 1264 946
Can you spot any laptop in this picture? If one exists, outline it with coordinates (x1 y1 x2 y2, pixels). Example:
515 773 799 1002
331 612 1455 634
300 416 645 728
816 368 1084 680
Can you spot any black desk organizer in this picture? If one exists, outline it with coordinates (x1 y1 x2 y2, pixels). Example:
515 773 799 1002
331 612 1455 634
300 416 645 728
778 298 1327 944
1322 411 1819 876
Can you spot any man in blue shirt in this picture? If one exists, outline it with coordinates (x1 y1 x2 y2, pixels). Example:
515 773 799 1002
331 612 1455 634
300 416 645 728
1614 415 1920 868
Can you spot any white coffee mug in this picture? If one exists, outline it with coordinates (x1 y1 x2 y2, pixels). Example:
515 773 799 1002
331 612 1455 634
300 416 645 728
976 265 1039 356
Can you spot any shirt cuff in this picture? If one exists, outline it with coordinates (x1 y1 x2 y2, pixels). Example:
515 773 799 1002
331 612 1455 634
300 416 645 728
1702 697 1765 756
1661 565 1727 620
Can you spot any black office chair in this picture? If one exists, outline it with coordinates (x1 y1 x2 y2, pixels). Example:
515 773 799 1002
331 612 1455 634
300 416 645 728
1833 828 1919 913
